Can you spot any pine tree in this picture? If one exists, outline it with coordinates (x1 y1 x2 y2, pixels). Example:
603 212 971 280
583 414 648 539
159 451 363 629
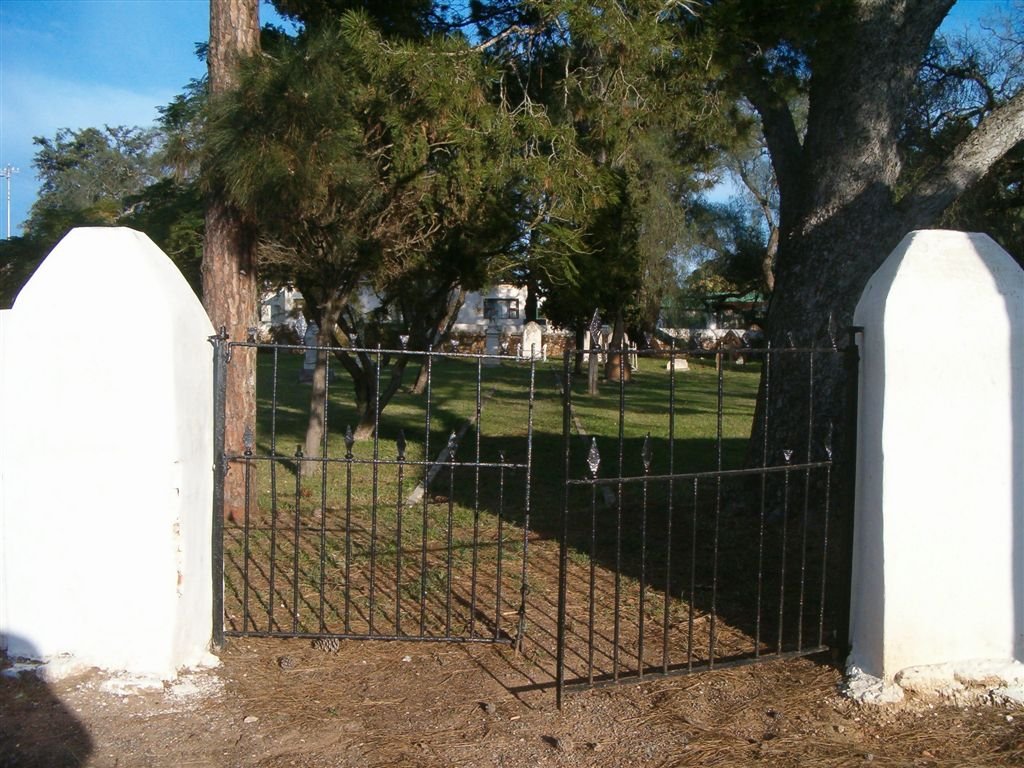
203 0 261 519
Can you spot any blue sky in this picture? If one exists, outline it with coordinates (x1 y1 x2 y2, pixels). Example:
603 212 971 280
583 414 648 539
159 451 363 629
0 0 1015 238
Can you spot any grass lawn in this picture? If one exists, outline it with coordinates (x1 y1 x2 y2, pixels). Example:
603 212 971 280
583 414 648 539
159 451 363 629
238 349 762 534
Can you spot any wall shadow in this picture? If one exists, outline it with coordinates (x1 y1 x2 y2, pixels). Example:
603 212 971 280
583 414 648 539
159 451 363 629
1005 260 1024 663
0 636 93 767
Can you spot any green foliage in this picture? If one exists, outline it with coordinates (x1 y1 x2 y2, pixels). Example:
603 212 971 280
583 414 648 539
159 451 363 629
272 0 434 38
27 126 162 230
121 179 206 295
9 121 204 302
0 236 46 309
157 77 208 182
203 9 612 429
474 0 730 338
681 198 770 298
203 11 592 309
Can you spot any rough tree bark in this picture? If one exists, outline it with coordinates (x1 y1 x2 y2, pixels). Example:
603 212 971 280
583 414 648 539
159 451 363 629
736 0 1024 466
204 0 260 520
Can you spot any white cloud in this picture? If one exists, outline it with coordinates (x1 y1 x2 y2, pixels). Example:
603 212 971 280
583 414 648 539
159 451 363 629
0 70 176 233
4 69 173 143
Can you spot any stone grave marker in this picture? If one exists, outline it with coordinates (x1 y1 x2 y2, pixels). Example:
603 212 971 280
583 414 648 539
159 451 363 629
521 321 544 361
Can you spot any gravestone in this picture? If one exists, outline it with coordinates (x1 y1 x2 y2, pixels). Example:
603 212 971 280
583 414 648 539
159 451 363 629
521 321 544 361
849 230 1024 698
0 228 216 679
300 321 319 382
484 319 501 366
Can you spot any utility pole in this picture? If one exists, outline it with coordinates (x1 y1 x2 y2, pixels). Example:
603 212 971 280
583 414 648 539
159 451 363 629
1 166 18 239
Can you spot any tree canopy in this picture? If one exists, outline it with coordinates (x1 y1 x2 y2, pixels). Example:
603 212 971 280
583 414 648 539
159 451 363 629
698 0 1024 465
0 123 203 307
9 0 1022 386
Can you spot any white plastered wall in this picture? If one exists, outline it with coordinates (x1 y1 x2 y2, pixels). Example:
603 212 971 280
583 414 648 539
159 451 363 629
850 230 1024 685
0 227 216 678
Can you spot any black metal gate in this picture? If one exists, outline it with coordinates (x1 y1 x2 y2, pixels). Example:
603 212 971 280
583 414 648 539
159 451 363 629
211 332 537 648
210 328 858 705
554 336 858 706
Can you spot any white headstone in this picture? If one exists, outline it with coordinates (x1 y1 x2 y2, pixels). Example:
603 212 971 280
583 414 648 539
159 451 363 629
484 321 501 366
0 228 217 679
301 321 319 381
850 230 1024 689
521 321 544 361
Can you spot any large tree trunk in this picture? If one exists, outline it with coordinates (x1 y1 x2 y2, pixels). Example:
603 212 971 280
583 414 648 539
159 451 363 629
203 0 260 521
753 190 907 475
738 0 1024 472
713 0 1024 562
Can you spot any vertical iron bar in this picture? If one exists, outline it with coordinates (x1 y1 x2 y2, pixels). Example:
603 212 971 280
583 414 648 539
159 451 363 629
292 446 303 633
778 453 793 654
663 339 676 673
268 346 280 632
834 328 863 655
420 354 433 636
556 350 572 709
798 349 815 651
210 331 228 649
369 345 383 634
446 433 456 637
639 435 650 680
242 439 252 632
516 354 536 653
344 427 354 633
613 339 626 682
495 451 506 640
755 343 772 657
709 349 724 668
470 356 483 637
589 481 597 686
395 432 406 636
587 437 601 686
318 354 330 632
687 477 698 671
818 460 833 647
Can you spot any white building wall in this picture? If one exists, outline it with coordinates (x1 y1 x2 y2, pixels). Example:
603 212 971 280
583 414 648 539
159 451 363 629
454 284 530 332
0 228 216 678
850 230 1024 684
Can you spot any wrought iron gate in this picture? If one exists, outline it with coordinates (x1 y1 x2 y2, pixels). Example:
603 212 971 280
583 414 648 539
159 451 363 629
211 331 536 648
554 336 859 706
210 328 858 705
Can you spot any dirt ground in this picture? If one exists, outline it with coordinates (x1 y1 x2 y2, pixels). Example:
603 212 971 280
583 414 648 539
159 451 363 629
3 635 1023 768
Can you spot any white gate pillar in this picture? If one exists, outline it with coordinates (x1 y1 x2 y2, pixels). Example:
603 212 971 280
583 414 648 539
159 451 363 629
850 230 1024 695
0 228 216 679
